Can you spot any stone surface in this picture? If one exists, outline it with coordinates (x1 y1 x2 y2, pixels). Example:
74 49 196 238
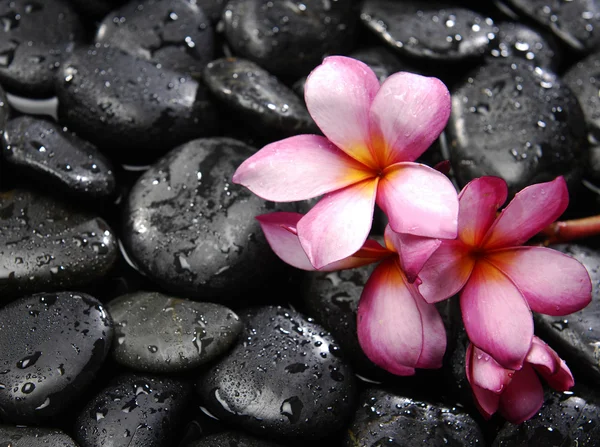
563 51 600 139
67 0 128 19
95 0 214 75
75 374 192 447
122 137 294 302
0 425 79 447
0 190 118 299
2 116 116 201
107 291 242 373
0 292 113 423
188 431 287 447
196 306 356 440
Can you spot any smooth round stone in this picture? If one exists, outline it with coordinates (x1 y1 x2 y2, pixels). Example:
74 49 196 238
563 51 600 137
2 116 116 201
95 0 214 75
203 58 317 139
487 21 562 70
0 0 82 97
534 244 600 383
67 0 129 18
0 84 9 133
0 190 118 299
196 0 227 23
75 374 192 447
446 60 587 196
350 46 420 82
344 388 485 446
107 291 243 373
196 306 357 440
189 431 287 447
55 45 217 163
0 425 79 446
222 0 358 78
492 387 600 446
123 137 293 302
499 0 600 52
360 0 496 62
0 292 113 424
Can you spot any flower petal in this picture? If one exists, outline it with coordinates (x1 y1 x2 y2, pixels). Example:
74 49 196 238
482 177 569 250
298 179 378 269
383 226 441 283
486 246 592 316
304 56 380 168
413 289 447 369
418 240 475 304
232 134 373 201
470 345 514 393
499 364 544 424
357 259 446 375
466 344 501 419
460 260 533 370
369 72 451 166
458 177 508 247
527 337 574 391
377 162 459 239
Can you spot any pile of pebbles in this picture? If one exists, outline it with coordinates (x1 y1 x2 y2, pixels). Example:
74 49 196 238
1 0 600 445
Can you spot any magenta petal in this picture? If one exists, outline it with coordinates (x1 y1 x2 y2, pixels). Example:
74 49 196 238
527 337 574 391
383 226 441 283
458 177 508 247
357 259 444 375
470 346 513 393
378 162 459 239
482 177 569 250
466 344 501 419
232 134 373 201
499 364 544 424
298 179 378 269
486 246 592 316
304 56 380 168
369 72 451 166
413 291 447 369
460 261 533 370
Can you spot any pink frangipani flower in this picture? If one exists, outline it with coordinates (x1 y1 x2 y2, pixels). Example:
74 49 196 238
466 337 574 424
233 56 459 269
419 176 592 370
256 212 446 375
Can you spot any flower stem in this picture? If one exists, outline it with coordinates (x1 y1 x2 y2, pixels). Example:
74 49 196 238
539 215 600 245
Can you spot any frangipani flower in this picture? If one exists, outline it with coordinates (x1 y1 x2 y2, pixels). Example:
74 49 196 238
419 176 592 370
466 337 574 424
233 56 459 269
256 212 446 375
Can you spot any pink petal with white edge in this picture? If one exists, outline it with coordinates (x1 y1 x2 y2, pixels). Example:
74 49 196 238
486 246 592 316
322 239 391 271
369 72 451 166
418 240 475 304
413 289 447 369
469 345 513 393
458 177 508 247
298 179 378 269
383 226 441 283
232 134 373 202
482 177 569 250
499 364 544 424
304 56 380 169
357 259 445 375
460 260 533 370
378 162 458 239
527 337 574 391
466 344 501 419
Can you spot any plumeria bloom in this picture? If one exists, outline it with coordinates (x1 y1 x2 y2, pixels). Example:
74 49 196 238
466 337 574 424
233 56 459 269
256 212 445 375
419 176 592 370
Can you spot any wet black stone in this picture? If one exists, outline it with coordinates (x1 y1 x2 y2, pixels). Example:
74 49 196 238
95 0 214 75
445 60 588 197
0 292 113 424
74 373 192 447
360 0 497 62
492 386 600 446
203 57 317 139
563 51 600 138
222 0 358 78
487 21 562 70
0 425 79 446
189 431 287 447
0 84 8 134
534 244 600 384
350 45 420 82
344 388 485 446
196 306 356 440
0 0 82 97
2 116 116 201
196 0 226 23
122 137 294 302
55 45 217 163
67 0 129 19
499 0 600 52
107 291 243 373
0 190 119 299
